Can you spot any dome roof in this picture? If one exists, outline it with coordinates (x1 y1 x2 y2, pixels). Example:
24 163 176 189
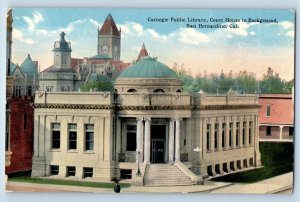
87 73 112 83
52 32 72 52
20 54 38 77
118 56 178 79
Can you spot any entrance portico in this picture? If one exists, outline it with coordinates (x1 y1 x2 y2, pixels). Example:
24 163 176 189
135 117 182 164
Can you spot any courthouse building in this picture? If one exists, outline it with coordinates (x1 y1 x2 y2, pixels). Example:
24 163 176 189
32 55 261 186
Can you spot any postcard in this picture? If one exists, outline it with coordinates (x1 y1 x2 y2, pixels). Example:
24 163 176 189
5 8 294 194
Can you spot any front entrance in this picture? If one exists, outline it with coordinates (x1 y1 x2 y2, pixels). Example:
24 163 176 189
150 125 166 163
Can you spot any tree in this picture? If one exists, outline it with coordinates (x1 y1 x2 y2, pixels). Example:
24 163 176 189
80 80 113 92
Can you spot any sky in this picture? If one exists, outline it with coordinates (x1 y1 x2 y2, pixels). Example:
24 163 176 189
11 8 295 80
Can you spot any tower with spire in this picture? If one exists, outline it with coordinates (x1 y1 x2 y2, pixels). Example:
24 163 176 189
97 13 121 60
53 32 72 69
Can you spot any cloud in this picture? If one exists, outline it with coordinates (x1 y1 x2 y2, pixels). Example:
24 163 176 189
285 30 294 37
13 28 37 44
250 31 256 36
279 21 294 29
226 22 250 37
171 28 209 45
22 11 44 31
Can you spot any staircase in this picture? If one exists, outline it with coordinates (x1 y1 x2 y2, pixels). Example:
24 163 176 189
143 164 196 186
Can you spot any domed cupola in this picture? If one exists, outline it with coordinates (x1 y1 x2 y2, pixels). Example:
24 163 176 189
115 52 182 93
118 56 178 79
20 54 38 78
53 32 72 52
52 32 72 69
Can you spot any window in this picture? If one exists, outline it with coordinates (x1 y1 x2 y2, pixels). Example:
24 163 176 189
67 166 76 177
266 126 271 136
50 165 59 175
153 89 165 93
176 89 182 93
68 124 77 150
61 55 67 65
214 124 218 149
24 113 27 130
289 127 294 136
85 124 94 151
126 125 137 151
242 122 246 145
236 122 240 146
46 86 53 92
266 105 271 116
222 123 226 148
120 169 132 179
206 124 211 151
83 167 93 178
249 122 252 145
127 89 137 93
27 85 32 96
60 86 65 91
52 123 60 149
229 123 233 147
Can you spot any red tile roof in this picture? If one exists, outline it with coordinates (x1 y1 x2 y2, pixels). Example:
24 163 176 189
99 13 120 36
41 58 83 73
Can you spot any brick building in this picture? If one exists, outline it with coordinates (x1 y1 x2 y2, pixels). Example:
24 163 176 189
258 94 294 142
6 97 34 174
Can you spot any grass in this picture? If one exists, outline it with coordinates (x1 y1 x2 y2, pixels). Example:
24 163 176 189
8 173 131 189
213 142 294 183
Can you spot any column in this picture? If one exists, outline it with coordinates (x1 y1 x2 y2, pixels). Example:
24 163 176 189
33 115 40 157
232 116 237 149
144 118 151 164
245 116 250 147
169 119 175 163
250 116 255 145
202 119 207 154
210 119 215 151
279 126 283 140
239 117 243 147
218 118 222 150
225 118 230 149
136 117 143 163
175 118 182 162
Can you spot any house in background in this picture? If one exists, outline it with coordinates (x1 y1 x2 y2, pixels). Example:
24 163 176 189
258 94 294 142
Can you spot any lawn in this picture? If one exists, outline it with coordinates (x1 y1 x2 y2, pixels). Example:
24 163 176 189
8 174 131 189
212 142 294 183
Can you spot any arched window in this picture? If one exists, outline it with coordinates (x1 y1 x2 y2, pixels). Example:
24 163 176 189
176 89 182 93
127 89 137 93
153 89 165 93
27 86 32 97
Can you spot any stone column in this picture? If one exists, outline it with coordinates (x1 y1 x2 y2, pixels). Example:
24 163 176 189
218 118 222 150
175 118 182 162
245 116 250 147
169 118 175 163
144 117 151 164
210 119 215 151
232 116 237 149
136 117 143 163
203 119 207 153
250 116 255 145
239 117 243 147
225 118 230 149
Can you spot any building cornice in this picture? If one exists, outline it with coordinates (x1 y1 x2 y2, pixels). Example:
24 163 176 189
33 103 113 110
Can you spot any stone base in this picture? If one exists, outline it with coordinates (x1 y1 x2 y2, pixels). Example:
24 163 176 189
94 161 117 181
31 156 46 177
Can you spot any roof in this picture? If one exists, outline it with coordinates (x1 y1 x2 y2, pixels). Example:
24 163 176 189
89 54 112 60
99 13 120 36
136 43 149 62
20 54 38 77
10 61 17 74
41 58 82 73
259 94 292 99
118 56 178 79
52 32 72 52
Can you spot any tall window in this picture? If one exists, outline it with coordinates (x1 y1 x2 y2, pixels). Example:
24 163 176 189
222 123 226 148
289 127 294 136
68 124 77 150
242 122 246 146
126 125 137 151
266 105 271 117
229 123 233 147
52 123 60 149
236 122 240 147
214 124 218 149
85 124 94 151
46 86 53 92
249 121 252 145
266 126 271 136
206 124 211 151
27 85 32 96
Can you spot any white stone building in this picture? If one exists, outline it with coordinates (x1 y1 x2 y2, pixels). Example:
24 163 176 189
32 56 261 186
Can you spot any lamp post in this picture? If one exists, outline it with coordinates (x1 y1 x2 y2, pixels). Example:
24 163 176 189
136 149 142 176
193 147 201 174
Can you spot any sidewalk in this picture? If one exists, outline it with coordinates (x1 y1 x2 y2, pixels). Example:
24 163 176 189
5 172 293 194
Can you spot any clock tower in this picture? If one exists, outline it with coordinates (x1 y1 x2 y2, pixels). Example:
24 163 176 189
53 32 72 68
97 13 121 60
